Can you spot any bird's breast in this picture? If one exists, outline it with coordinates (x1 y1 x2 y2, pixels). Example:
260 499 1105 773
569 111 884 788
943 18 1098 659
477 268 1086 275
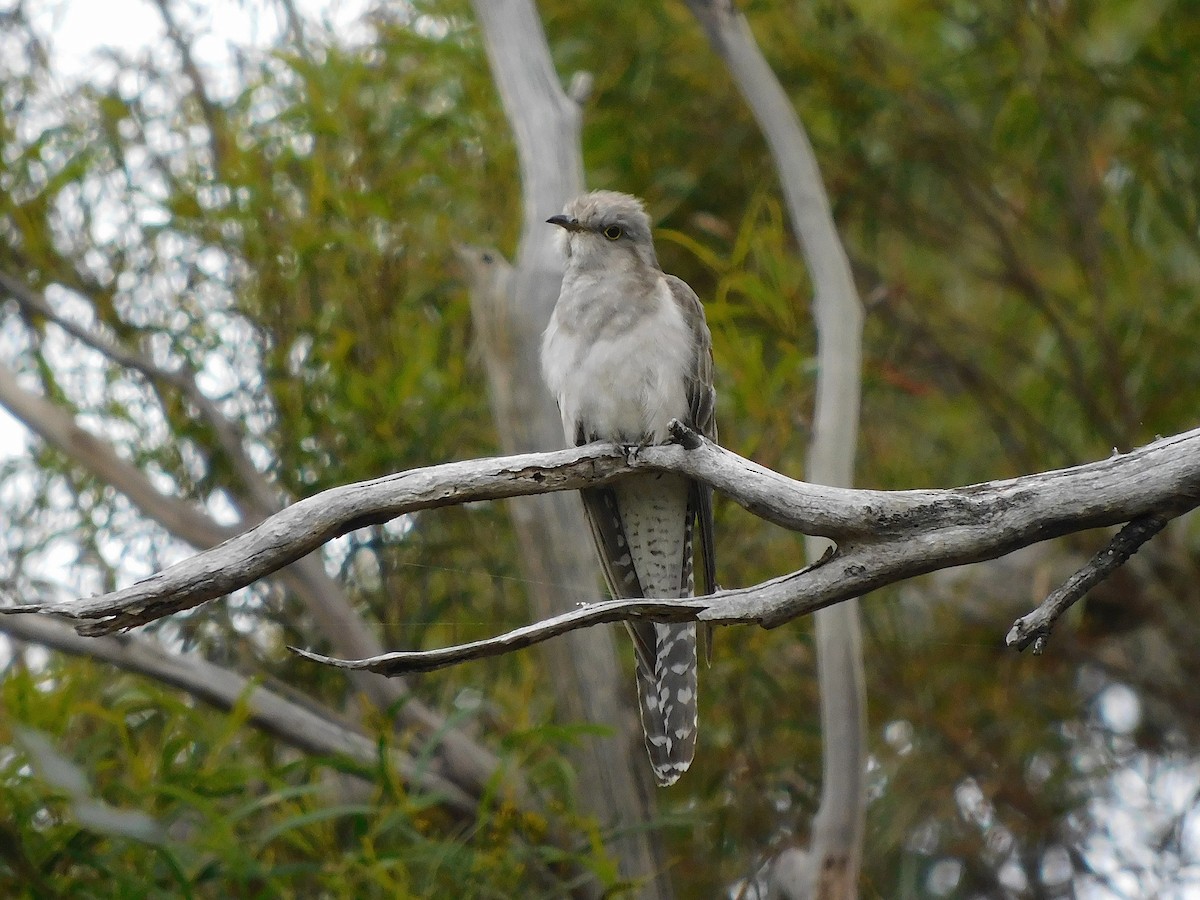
543 279 693 444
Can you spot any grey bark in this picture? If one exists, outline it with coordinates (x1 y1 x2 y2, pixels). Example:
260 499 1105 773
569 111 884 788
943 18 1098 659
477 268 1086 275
15 426 1198 647
684 3 867 894
466 2 669 896
1005 514 1172 652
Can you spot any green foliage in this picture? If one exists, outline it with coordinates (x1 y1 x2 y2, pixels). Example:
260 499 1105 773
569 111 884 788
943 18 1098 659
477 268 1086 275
1 656 615 898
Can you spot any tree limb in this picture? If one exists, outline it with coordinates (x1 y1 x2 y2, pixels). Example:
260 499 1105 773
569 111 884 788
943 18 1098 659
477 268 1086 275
0 361 232 547
0 611 477 814
1005 513 1173 653
683 2 869 893
6 424 1196 640
0 271 278 514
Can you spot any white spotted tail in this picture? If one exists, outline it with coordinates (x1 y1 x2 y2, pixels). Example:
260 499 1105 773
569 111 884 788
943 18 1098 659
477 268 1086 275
583 476 700 786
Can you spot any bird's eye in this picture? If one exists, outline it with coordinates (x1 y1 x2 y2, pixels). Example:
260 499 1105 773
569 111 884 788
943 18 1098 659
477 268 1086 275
603 225 623 240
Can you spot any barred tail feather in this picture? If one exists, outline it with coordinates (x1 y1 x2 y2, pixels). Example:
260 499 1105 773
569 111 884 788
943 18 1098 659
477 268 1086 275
581 476 700 787
635 622 698 786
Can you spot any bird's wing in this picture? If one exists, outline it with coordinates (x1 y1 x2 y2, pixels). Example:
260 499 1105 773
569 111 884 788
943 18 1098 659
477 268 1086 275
576 484 657 675
666 274 717 598
665 274 717 445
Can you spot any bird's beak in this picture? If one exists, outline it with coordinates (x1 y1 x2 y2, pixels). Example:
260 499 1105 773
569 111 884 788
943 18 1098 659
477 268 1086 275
546 214 584 232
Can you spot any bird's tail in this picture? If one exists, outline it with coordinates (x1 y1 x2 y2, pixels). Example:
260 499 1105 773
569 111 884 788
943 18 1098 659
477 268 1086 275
581 477 700 786
633 622 698 787
628 480 699 787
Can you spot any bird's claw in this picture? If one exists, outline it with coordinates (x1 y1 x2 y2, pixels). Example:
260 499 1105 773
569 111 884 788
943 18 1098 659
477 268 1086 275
624 433 655 463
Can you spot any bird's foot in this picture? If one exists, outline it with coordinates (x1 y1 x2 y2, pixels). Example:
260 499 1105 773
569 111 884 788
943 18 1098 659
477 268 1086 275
623 433 657 463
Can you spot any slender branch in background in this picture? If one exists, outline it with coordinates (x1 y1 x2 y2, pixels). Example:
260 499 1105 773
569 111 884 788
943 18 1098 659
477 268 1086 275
974 201 1127 449
684 1 867 894
0 610 477 814
466 4 669 896
0 272 278 514
151 0 230 176
276 0 313 60
1006 514 1172 653
860 270 1080 469
0 361 234 548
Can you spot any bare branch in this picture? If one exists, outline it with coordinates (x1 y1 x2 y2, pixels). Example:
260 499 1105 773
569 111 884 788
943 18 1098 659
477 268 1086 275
684 2 869 890
151 0 230 175
472 0 583 265
0 611 476 814
0 271 278 513
6 425 1194 641
0 361 233 548
8 442 634 631
289 596 706 675
1006 513 1173 653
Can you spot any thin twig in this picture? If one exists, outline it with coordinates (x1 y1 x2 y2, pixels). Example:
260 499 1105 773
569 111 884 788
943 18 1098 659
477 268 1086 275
0 272 278 513
151 0 229 176
1005 514 1172 653
289 597 706 675
0 610 476 812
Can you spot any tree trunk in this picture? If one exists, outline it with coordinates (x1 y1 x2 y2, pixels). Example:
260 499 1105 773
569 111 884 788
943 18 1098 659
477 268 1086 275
466 2 670 896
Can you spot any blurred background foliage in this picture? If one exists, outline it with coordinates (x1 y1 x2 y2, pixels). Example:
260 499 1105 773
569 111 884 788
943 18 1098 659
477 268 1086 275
1 0 1198 895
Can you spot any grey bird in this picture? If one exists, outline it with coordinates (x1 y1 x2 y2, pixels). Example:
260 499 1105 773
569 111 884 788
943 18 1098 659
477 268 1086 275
541 191 717 786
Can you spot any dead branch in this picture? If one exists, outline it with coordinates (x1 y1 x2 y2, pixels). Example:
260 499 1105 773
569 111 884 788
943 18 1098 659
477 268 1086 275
1005 513 1173 653
684 0 869 888
0 271 277 513
4 422 1196 651
0 611 476 813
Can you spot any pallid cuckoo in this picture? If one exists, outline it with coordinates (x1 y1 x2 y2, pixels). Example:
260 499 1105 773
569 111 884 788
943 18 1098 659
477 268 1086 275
542 191 717 786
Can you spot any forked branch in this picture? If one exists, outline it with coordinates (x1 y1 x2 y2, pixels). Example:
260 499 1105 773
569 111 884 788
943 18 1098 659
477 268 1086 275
1005 513 1173 653
3 423 1197 652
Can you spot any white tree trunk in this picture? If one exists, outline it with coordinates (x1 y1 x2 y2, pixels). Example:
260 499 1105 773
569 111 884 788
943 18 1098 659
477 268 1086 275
467 2 670 895
684 3 867 895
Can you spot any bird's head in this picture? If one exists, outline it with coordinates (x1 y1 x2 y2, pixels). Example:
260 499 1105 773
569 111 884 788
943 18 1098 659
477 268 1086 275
547 190 660 272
